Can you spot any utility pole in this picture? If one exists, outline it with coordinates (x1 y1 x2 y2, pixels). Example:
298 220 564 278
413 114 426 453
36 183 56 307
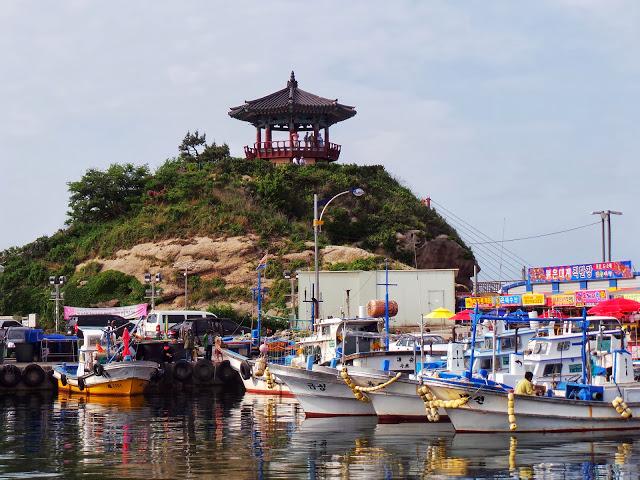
49 276 66 332
183 267 189 309
592 210 622 262
144 272 162 309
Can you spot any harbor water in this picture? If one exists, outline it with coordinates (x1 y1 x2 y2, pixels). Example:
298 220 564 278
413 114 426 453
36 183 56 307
2 390 640 479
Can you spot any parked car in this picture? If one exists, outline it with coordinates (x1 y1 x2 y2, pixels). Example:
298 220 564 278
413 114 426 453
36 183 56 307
167 317 250 344
65 315 134 338
141 310 226 337
0 319 22 329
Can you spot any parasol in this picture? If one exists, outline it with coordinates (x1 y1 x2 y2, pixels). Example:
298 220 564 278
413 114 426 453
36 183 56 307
451 309 473 321
587 297 640 318
424 307 455 319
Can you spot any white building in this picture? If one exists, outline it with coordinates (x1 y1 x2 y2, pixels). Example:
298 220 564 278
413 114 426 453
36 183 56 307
297 269 457 328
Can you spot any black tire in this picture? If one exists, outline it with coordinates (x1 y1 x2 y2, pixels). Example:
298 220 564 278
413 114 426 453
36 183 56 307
22 364 45 387
239 360 253 380
173 360 193 382
78 377 85 391
60 374 68 386
0 365 22 388
150 368 164 383
194 360 214 382
93 363 105 376
217 360 235 384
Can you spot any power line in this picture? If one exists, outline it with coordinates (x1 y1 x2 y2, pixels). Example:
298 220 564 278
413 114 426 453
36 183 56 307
430 199 532 267
467 221 600 245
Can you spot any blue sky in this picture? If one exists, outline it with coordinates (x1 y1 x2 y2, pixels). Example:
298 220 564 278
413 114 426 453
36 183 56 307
0 1 638 279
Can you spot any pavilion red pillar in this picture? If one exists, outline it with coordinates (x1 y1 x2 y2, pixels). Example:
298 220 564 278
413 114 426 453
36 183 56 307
265 127 272 145
256 127 262 146
324 127 329 146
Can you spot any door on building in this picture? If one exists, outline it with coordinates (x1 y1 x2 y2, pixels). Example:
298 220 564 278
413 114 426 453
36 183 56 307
427 290 445 312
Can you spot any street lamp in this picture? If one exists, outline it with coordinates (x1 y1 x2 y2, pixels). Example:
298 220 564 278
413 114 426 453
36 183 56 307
591 210 623 262
313 187 365 326
49 275 67 332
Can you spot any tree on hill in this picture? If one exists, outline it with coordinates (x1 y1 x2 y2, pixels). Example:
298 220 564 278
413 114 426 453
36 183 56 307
179 130 230 167
67 163 150 224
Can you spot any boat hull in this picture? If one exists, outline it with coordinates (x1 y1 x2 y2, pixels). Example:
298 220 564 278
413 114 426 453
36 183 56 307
53 361 159 397
268 364 376 417
363 376 447 423
425 378 640 433
223 349 293 397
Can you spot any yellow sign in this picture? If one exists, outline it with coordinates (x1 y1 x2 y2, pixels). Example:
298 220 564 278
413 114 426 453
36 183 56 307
464 296 497 309
621 293 640 302
551 293 575 307
522 293 545 306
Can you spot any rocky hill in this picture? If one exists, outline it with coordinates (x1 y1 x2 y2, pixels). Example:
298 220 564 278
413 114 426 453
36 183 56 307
0 150 477 328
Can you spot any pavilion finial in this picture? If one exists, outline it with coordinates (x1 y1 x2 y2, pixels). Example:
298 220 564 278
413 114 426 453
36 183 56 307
288 70 298 88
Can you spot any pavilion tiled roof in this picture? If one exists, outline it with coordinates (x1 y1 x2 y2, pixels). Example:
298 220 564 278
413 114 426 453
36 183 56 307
229 71 356 126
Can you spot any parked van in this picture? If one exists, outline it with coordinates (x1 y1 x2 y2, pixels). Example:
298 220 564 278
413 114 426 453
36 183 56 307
141 310 217 337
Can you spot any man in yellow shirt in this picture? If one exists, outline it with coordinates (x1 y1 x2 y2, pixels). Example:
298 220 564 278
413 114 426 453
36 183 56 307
514 371 534 395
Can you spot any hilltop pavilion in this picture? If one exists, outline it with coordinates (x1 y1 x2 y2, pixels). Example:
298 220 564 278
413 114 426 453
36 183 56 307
229 72 356 165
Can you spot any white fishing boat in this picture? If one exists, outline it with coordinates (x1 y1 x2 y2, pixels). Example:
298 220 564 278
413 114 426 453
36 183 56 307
224 316 418 398
52 328 159 396
424 314 640 433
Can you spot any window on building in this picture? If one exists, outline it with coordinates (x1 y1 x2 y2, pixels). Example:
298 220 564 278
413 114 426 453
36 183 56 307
569 363 582 373
557 341 570 352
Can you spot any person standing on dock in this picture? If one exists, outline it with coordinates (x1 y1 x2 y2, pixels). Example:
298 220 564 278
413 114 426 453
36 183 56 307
203 330 214 361
0 328 5 364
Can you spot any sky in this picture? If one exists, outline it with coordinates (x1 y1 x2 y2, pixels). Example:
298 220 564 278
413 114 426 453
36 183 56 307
0 0 638 280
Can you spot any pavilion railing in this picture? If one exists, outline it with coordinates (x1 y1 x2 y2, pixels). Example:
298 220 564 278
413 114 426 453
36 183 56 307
244 140 341 161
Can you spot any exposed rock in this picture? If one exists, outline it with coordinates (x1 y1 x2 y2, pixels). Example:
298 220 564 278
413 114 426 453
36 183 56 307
397 232 476 287
321 245 376 265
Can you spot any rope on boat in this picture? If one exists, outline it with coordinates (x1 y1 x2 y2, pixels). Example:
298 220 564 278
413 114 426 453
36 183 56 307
354 372 402 393
612 396 633 419
340 367 369 402
507 392 517 431
264 366 276 389
417 385 469 422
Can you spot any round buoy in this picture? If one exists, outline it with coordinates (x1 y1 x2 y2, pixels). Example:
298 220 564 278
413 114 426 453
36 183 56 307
194 360 214 382
0 365 22 388
239 360 253 380
22 364 46 387
173 360 193 382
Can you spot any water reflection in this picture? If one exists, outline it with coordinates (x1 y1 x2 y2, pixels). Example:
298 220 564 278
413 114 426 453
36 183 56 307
0 391 639 479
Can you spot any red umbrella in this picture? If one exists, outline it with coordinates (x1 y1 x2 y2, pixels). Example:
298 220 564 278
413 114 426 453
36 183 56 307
451 309 473 321
122 327 131 358
587 297 640 317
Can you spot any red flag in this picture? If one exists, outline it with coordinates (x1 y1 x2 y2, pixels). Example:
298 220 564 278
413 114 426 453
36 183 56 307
122 328 131 358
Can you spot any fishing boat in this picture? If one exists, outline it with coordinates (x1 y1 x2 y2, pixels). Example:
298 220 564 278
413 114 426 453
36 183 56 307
224 316 419 398
364 322 544 423
423 313 640 433
53 328 159 396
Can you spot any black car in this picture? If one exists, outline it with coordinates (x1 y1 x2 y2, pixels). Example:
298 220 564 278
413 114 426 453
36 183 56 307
168 317 250 343
66 315 135 338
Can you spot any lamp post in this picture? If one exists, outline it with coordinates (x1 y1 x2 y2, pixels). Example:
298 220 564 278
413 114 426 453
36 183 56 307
49 275 67 333
312 187 364 327
591 210 623 262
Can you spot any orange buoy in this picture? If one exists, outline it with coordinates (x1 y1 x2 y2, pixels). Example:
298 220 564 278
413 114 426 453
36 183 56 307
366 300 398 318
